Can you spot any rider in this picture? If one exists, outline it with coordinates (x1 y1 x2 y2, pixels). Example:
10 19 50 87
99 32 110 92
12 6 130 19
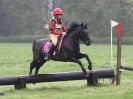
44 8 68 60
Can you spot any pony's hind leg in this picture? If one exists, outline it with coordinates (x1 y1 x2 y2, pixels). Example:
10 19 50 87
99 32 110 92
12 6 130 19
35 59 47 75
29 60 38 75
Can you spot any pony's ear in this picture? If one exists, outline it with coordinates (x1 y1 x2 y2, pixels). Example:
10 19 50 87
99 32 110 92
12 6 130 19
81 22 84 28
85 24 88 29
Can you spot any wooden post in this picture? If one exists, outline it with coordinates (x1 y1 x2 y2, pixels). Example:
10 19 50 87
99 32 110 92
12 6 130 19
87 72 98 86
116 35 122 85
14 77 26 90
115 22 123 85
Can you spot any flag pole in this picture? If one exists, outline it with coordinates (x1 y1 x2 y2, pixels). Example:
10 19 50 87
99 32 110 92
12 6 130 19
111 26 113 68
110 20 119 68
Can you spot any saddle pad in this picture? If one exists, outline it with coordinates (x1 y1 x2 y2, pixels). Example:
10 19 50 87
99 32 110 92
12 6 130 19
43 41 51 53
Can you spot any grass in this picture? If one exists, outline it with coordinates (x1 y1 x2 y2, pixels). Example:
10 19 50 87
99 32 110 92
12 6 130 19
0 43 133 99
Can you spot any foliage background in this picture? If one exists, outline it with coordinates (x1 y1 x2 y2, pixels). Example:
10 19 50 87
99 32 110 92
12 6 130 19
0 0 133 44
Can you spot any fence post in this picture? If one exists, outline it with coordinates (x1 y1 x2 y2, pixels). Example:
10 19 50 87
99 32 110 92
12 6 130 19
14 77 26 90
116 34 122 85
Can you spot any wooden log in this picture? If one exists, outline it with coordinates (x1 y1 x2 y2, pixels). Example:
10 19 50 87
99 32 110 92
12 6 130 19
121 66 133 71
0 69 114 86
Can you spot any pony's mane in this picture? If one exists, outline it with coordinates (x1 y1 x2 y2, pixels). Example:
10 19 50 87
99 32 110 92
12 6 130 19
68 22 80 33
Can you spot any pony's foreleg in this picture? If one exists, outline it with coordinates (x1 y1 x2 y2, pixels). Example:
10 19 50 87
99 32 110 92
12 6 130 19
35 59 46 75
69 57 88 77
77 53 92 70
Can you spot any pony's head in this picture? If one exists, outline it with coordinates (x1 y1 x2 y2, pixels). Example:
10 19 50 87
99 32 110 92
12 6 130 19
68 22 91 45
79 23 91 45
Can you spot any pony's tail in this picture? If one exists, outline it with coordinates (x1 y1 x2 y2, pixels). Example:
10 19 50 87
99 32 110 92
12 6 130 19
32 40 36 52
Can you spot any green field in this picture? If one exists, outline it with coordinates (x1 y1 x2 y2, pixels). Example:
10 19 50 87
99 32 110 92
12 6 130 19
0 43 133 99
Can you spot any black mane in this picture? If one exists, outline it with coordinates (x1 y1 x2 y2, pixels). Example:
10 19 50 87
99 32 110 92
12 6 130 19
68 22 80 33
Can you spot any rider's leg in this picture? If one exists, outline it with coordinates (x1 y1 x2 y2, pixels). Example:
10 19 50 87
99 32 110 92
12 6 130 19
49 43 55 56
44 35 58 60
44 43 55 60
54 36 61 52
49 36 61 55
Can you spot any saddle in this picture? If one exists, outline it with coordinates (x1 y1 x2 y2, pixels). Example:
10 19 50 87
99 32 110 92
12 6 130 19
43 36 64 54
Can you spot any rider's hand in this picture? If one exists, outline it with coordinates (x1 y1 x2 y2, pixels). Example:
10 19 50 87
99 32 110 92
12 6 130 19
62 32 66 35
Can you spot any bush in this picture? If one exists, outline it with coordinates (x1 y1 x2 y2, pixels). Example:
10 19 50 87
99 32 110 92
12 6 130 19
0 35 133 44
0 35 49 43
91 36 133 45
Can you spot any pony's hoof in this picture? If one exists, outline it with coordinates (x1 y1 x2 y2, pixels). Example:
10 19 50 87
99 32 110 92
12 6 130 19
88 66 92 70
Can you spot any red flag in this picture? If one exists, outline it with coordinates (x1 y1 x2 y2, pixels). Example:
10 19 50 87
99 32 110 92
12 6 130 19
117 23 123 37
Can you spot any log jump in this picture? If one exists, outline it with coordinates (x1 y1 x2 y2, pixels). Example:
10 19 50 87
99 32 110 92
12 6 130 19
121 66 133 71
0 69 114 89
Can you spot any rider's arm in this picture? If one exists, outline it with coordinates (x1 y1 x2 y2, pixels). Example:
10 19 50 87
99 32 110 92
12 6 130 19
62 21 68 32
51 20 62 35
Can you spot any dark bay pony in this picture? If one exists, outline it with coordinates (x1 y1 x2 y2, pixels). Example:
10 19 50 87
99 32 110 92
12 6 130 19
29 22 92 76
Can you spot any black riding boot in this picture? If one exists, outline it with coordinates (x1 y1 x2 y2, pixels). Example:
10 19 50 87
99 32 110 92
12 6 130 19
44 44 55 60
49 43 55 56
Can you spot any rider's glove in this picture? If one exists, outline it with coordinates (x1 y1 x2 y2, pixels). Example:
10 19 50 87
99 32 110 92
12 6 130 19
62 32 66 35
